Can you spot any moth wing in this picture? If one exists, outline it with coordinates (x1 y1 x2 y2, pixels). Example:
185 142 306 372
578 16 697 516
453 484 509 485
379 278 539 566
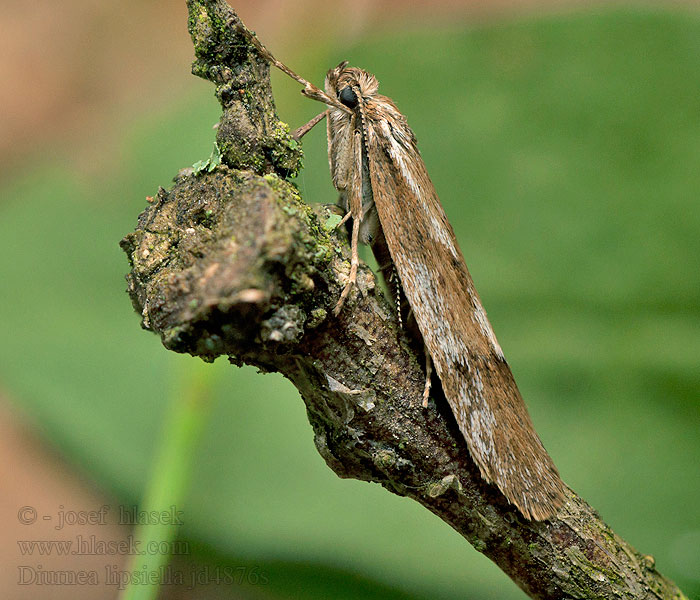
365 117 566 520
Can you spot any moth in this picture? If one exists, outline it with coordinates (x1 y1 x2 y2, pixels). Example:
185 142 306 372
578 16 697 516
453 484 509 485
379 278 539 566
243 28 567 520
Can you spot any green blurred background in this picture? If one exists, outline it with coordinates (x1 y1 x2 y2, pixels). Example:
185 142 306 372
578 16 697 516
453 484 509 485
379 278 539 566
1 2 699 598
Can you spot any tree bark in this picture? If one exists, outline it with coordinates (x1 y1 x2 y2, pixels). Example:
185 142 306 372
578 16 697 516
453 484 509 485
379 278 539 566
119 2 688 598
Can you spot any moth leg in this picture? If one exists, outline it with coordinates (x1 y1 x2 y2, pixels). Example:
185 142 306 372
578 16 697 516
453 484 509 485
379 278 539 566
333 213 360 316
422 350 432 407
333 130 363 316
406 306 414 323
292 110 328 140
237 23 351 114
337 210 352 228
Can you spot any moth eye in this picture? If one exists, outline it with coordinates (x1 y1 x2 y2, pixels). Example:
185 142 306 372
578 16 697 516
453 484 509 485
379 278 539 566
338 87 358 108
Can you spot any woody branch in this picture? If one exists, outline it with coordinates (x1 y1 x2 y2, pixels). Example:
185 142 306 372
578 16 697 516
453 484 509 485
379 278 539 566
119 2 687 599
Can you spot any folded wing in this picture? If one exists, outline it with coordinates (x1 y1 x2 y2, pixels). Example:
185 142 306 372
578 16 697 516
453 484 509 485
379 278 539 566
365 113 566 520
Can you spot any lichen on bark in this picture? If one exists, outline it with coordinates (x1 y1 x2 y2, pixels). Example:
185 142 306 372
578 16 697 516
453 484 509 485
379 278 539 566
187 0 302 175
119 2 689 598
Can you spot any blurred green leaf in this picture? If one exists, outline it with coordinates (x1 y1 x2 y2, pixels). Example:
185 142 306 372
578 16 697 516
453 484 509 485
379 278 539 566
323 213 343 230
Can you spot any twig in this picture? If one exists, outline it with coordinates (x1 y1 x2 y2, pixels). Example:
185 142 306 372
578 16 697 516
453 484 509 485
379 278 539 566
119 2 688 598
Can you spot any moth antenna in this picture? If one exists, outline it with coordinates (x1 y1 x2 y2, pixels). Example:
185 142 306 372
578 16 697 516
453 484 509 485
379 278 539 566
422 350 432 408
393 268 403 328
237 23 352 114
237 23 309 87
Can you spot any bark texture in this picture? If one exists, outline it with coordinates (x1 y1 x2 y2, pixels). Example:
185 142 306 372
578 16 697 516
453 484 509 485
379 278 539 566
119 2 688 598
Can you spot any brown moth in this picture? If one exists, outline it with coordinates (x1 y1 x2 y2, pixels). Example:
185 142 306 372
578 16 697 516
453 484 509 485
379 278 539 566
243 29 567 520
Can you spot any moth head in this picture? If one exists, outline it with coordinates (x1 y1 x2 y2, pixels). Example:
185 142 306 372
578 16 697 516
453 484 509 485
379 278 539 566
324 61 379 111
